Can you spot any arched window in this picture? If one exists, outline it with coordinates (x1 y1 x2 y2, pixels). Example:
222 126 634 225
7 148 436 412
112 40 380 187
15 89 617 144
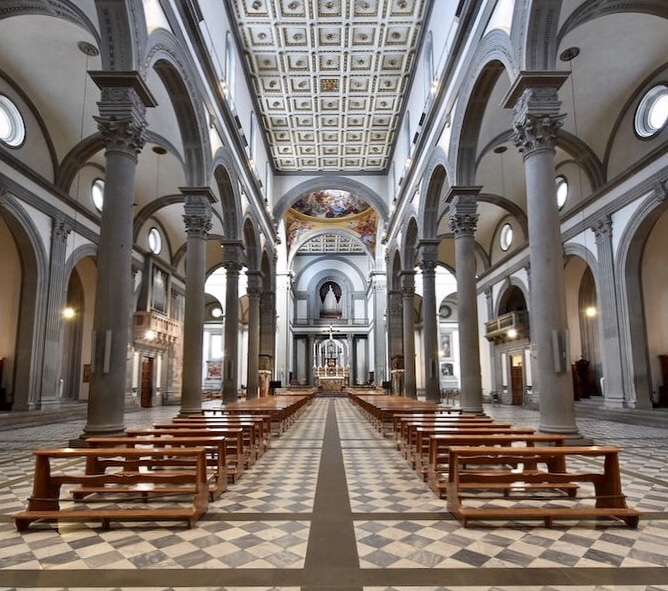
91 179 105 212
0 94 25 148
224 31 236 102
500 223 513 251
555 175 568 209
635 84 668 139
148 227 162 255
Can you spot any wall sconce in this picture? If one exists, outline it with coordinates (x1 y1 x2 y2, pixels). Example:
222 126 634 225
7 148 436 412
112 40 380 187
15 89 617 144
62 307 76 320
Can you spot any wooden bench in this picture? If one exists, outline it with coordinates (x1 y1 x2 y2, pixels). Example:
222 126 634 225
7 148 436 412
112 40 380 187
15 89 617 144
169 416 269 457
126 427 246 482
446 445 641 527
153 420 261 465
13 447 209 531
426 433 568 497
84 436 227 500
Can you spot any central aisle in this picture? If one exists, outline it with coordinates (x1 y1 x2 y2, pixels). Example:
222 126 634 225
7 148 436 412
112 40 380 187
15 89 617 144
2 398 667 591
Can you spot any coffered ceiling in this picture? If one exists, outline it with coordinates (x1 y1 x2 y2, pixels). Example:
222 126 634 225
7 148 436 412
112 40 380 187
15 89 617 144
227 0 430 173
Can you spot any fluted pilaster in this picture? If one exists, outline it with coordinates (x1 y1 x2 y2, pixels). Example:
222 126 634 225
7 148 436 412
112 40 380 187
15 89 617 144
41 216 72 403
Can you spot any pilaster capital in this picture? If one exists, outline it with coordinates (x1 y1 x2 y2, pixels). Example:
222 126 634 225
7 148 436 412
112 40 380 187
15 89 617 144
53 216 72 242
655 177 668 202
591 215 613 244
447 187 481 237
90 71 156 158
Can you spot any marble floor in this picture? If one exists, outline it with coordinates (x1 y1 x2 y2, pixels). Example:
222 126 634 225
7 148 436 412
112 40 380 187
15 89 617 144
0 397 667 591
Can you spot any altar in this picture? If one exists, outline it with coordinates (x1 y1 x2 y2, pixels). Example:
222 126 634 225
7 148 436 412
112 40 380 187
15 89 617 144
319 376 345 392
313 334 349 392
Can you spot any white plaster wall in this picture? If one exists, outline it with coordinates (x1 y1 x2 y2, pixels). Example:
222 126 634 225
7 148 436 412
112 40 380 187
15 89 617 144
0 218 21 394
641 211 668 393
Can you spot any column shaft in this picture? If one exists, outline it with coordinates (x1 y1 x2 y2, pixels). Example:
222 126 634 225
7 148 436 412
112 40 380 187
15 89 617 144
180 190 213 415
401 271 417 399
246 272 261 399
222 243 243 403
419 242 441 402
449 190 483 414
506 76 581 437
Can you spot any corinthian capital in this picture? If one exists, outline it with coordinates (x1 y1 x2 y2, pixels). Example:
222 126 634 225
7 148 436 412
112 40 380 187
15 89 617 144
503 72 569 156
182 188 214 238
448 190 480 237
591 215 612 243
90 72 156 158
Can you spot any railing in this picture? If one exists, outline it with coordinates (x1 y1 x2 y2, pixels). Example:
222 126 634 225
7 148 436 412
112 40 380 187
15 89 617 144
292 318 369 327
484 310 529 341
134 311 182 347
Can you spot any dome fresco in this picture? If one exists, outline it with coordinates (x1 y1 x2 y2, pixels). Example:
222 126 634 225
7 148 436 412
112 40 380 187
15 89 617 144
291 189 370 219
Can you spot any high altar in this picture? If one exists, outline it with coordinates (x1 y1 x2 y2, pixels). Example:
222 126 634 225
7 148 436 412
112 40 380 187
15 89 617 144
314 333 349 392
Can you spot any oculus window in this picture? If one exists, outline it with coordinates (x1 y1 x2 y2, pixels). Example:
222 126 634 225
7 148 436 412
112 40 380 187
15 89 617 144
92 179 104 212
148 227 162 255
556 175 568 209
499 223 513 252
0 95 25 147
635 84 668 139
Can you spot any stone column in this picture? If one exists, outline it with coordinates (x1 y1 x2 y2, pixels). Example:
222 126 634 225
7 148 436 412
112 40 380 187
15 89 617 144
591 216 626 409
419 240 441 402
246 271 262 399
370 271 387 386
448 187 484 414
41 216 71 404
274 271 292 388
258 287 275 396
222 241 244 403
504 72 582 437
179 188 213 416
401 270 417 399
387 289 404 393
83 72 155 438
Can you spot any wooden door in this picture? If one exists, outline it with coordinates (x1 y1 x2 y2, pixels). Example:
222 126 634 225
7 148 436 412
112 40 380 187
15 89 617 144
510 355 524 405
140 356 154 408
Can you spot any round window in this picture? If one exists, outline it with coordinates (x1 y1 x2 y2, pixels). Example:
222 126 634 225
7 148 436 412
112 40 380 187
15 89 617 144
555 175 568 209
148 227 162 255
0 95 25 147
635 84 668 139
91 179 104 212
211 307 223 318
500 223 513 252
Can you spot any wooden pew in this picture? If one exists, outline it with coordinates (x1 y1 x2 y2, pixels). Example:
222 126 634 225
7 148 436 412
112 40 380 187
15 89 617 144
169 416 269 457
84 436 227 500
395 416 498 456
153 419 261 465
426 433 568 497
445 445 641 527
126 427 246 482
13 447 209 531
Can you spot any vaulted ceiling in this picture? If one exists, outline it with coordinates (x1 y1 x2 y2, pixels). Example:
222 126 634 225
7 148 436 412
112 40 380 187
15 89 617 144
227 0 432 173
